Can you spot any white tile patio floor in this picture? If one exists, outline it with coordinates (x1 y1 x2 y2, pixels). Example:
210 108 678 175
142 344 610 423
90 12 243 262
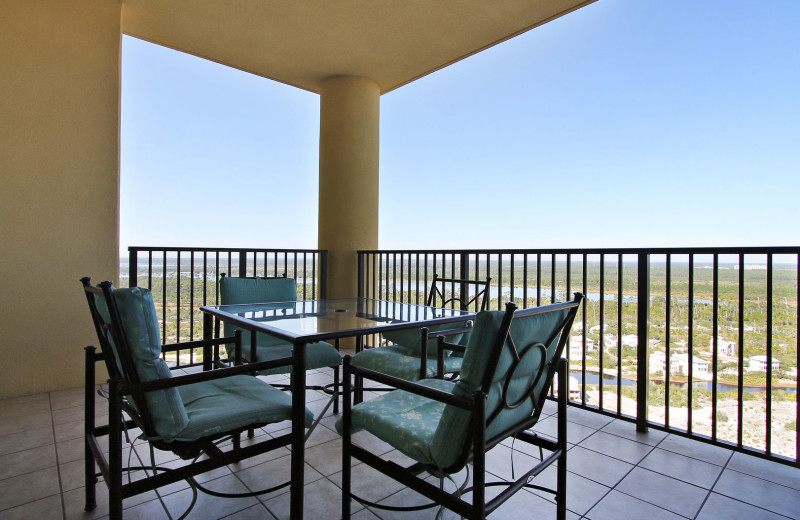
1 367 799 520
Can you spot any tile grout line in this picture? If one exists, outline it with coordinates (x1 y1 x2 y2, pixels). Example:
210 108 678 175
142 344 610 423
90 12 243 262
579 422 661 520
702 451 797 520
50 391 68 520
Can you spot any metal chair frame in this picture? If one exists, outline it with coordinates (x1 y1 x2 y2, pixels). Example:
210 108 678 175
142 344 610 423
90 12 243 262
341 294 584 520
81 278 303 519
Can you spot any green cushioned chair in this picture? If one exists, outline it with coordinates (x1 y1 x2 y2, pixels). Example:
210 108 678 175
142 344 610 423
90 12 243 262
338 294 584 520
81 278 312 520
349 274 490 395
217 274 342 412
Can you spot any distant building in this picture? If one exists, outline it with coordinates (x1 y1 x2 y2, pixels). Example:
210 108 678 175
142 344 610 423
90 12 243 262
649 351 666 374
709 338 736 357
748 355 780 373
670 353 710 376
569 336 596 359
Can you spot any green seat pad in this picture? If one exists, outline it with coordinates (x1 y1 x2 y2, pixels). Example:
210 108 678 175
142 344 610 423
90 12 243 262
350 345 462 381
241 341 342 375
175 374 312 442
336 378 455 467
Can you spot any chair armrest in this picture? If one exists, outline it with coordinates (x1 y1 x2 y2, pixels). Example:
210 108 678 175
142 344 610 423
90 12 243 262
436 336 466 378
418 322 473 379
426 325 472 339
119 356 293 395
345 357 472 410
161 336 238 354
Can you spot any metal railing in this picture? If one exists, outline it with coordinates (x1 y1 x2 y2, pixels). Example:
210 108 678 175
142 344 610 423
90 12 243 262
357 247 800 467
125 246 327 368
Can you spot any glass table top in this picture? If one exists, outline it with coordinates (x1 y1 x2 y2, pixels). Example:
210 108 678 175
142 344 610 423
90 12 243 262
201 297 475 341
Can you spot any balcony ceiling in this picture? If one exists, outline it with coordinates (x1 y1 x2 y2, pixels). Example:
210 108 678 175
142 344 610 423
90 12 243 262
121 0 595 94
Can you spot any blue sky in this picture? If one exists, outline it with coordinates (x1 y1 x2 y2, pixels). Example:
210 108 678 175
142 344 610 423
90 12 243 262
120 0 800 252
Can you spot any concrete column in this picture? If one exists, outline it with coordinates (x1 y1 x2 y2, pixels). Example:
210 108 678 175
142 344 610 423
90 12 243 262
318 76 380 298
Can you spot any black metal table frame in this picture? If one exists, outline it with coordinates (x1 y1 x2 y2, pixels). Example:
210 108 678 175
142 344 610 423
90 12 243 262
200 297 476 520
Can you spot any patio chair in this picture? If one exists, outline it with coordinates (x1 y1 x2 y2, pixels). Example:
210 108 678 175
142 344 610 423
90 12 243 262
349 274 490 391
217 273 342 417
81 278 312 519
338 293 584 520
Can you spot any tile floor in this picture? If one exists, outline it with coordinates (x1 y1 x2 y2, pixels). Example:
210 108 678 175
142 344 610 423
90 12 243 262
1 367 799 520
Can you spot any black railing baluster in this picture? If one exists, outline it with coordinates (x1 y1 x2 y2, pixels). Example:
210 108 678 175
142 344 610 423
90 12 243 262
637 253 650 432
665 254 672 429
599 254 605 412
617 254 623 414
582 254 588 406
129 249 138 288
738 254 745 449
537 253 542 307
190 251 195 341
688 254 694 434
766 254 773 454
551 253 556 306
523 254 528 309
712 254 719 440
162 250 167 340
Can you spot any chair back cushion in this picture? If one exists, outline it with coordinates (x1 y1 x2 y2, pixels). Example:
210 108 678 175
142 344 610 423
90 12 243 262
430 306 570 469
97 287 189 440
219 276 299 353
219 276 298 305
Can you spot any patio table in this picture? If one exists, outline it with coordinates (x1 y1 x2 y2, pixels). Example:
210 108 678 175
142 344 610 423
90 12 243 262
200 297 476 519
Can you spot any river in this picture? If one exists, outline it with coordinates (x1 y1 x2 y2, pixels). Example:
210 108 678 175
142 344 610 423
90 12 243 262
571 371 797 395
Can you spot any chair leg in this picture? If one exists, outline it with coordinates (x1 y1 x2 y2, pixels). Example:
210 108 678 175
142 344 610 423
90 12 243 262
333 366 340 415
84 347 97 511
354 374 363 405
557 359 568 520
342 361 352 519
108 379 123 520
247 427 255 439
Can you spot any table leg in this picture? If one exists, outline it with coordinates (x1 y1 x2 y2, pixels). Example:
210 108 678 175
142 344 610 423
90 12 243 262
290 340 307 520
202 313 213 372
354 336 364 404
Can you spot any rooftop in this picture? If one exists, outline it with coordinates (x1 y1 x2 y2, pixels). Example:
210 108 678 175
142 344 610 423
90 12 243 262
2 366 798 519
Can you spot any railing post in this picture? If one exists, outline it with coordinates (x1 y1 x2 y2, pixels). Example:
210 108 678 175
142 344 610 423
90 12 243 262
459 252 470 310
636 253 650 432
238 251 247 277
356 251 364 299
128 248 137 288
320 250 329 300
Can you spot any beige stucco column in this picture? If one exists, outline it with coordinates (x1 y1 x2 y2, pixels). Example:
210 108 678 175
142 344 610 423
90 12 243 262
318 76 380 298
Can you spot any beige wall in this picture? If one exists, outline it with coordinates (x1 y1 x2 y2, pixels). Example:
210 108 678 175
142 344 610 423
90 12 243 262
318 76 380 299
0 0 122 398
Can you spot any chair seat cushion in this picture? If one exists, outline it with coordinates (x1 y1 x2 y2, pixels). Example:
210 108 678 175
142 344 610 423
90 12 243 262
244 341 342 376
336 379 455 468
349 345 462 381
174 375 312 442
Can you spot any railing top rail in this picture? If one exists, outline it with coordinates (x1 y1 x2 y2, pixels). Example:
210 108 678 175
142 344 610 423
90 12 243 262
129 246 326 254
358 246 800 255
